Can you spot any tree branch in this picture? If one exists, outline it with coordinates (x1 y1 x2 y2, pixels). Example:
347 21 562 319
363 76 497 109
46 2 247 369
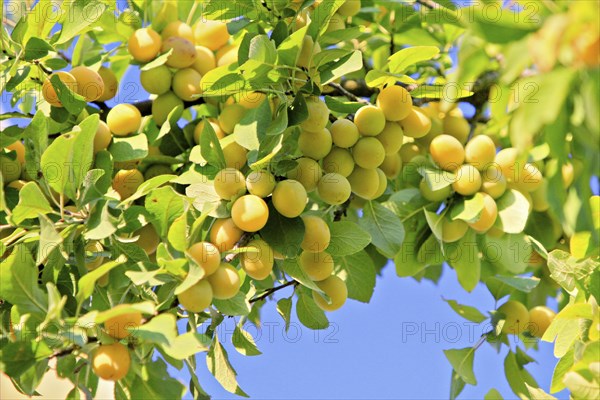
224 232 254 263
249 280 299 303
327 82 371 104
92 97 206 120
333 194 354 221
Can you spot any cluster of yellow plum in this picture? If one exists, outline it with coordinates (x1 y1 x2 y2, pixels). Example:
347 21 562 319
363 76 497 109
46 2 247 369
128 18 234 126
40 65 117 107
496 300 556 338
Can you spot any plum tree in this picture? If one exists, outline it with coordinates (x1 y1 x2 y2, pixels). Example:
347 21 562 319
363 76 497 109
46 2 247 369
177 280 213 313
210 218 243 252
133 224 160 255
140 65 172 95
330 118 360 148
528 306 556 338
161 21 194 42
172 68 202 101
97 67 118 101
92 343 131 381
188 242 221 276
376 85 412 121
240 239 274 280
317 173 352 205
286 157 323 192
207 263 241 300
400 107 432 139
419 179 452 202
222 141 249 169
298 128 333 160
497 300 530 335
192 46 217 75
441 218 469 243
0 155 21 183
93 121 112 153
106 104 142 136
301 215 331 253
379 153 403 179
430 135 465 171
218 104 246 134
194 119 226 143
162 37 197 68
128 28 162 62
468 193 498 233
70 66 104 102
112 169 144 199
246 170 276 197
323 147 355 177
272 180 308 218
104 312 143 339
347 167 379 199
152 91 184 126
193 19 230 51
42 71 77 107
452 164 482 196
354 105 386 136
312 275 348 312
352 137 386 169
465 135 496 170
481 165 507 199
299 251 334 281
376 121 405 154
231 195 269 232
214 168 246 200
301 97 330 132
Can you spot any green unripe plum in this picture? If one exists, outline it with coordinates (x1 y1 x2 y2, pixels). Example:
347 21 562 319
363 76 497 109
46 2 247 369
317 173 352 205
299 251 334 281
207 263 241 300
178 280 213 312
94 121 112 154
312 275 348 312
0 155 22 183
465 135 496 171
330 118 360 148
218 104 246 134
231 195 269 232
192 46 217 75
399 142 423 163
222 141 248 169
468 193 498 233
323 147 355 177
210 218 243 252
42 71 78 107
272 180 308 218
143 164 172 180
162 36 197 68
97 67 118 102
481 165 507 199
530 179 550 212
134 224 160 255
376 85 412 121
352 137 386 169
112 169 144 199
104 312 143 339
298 128 332 160
371 168 388 199
297 35 321 69
70 66 104 102
240 239 274 280
161 21 194 42
441 218 469 243
452 164 482 196
379 153 403 179
301 215 331 253
107 104 141 136
214 168 246 200
194 119 225 143
301 97 329 132
494 147 520 182
92 343 130 381
140 65 172 95
152 91 184 126
128 28 162 62
193 20 230 51
286 157 322 192
443 115 470 144
354 105 386 136
246 170 276 197
188 241 221 276
338 0 362 16
419 179 451 202
85 241 104 270
429 135 465 171
347 167 379 199
497 300 530 335
528 306 556 338
376 121 404 155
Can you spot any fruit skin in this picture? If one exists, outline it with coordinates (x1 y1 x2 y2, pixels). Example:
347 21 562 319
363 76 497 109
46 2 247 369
465 135 496 171
297 35 321 69
218 104 246 134
178 280 213 312
112 169 144 199
97 67 118 101
299 251 334 281
70 66 104 101
140 65 172 95
134 224 160 255
152 91 184 126
511 163 543 193
317 173 352 205
354 105 386 136
468 193 498 233
441 218 469 243
94 121 112 153
6 141 25 164
419 179 451 202
497 300 530 335
372 168 388 199
188 242 221 276
161 21 194 42
298 128 333 160
162 36 197 68
347 167 379 199
194 119 225 143
107 104 142 136
231 195 269 232
338 0 361 16
104 312 143 339
214 168 246 200
222 141 248 170
323 147 355 177
128 28 162 62
352 137 386 169
92 343 131 381
430 134 465 171
192 46 217 75
452 164 482 196
272 180 308 218
443 115 470 144
312 275 348 311
301 215 331 253
401 107 432 139
376 85 412 121
494 147 520 183
528 306 556 338
286 157 323 192
380 153 403 179
377 121 405 155
481 165 507 199
216 45 238 67
399 142 422 164
326 13 346 33
210 218 243 252
207 263 241 300
246 170 276 198
235 91 268 109
42 71 78 107
172 68 202 101
530 179 550 212
193 20 230 51
330 119 360 148
240 239 274 280
0 155 22 184
301 97 330 132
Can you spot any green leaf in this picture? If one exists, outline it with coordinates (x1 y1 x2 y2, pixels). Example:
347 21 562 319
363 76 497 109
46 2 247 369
388 46 440 74
484 388 503 400
419 167 455 191
327 221 371 256
119 174 176 206
0 341 52 377
489 275 540 293
168 213 188 252
365 70 416 89
207 334 249 397
276 297 292 332
324 96 364 114
84 200 117 240
248 35 277 64
450 193 485 222
11 182 53 224
163 332 211 360
49 74 86 115
23 37 54 61
233 325 261 356
108 134 149 162
277 25 308 67
307 0 345 39
495 189 530 234
22 111 48 179
55 0 106 44
287 94 308 127
174 262 204 296
482 233 529 274
504 351 538 399
145 186 186 237
127 358 186 399
443 298 487 323
260 202 305 258
547 249 599 295
233 99 272 151
444 347 477 385
446 229 480 292
89 302 156 324
334 250 376 303
281 259 321 292
296 289 329 330
465 5 539 44
76 261 122 305
525 383 557 400
320 50 363 85
359 201 405 258
37 214 63 265
450 370 466 400
199 119 226 169
551 348 574 393
212 292 252 316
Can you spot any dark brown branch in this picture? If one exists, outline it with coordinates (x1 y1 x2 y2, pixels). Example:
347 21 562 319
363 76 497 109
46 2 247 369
415 0 442 9
249 280 299 303
327 82 371 105
92 97 206 120
224 232 254 263
333 194 354 221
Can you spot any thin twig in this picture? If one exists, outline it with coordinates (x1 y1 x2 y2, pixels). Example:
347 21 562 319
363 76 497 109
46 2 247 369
249 280 299 303
224 232 254 263
327 82 370 105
